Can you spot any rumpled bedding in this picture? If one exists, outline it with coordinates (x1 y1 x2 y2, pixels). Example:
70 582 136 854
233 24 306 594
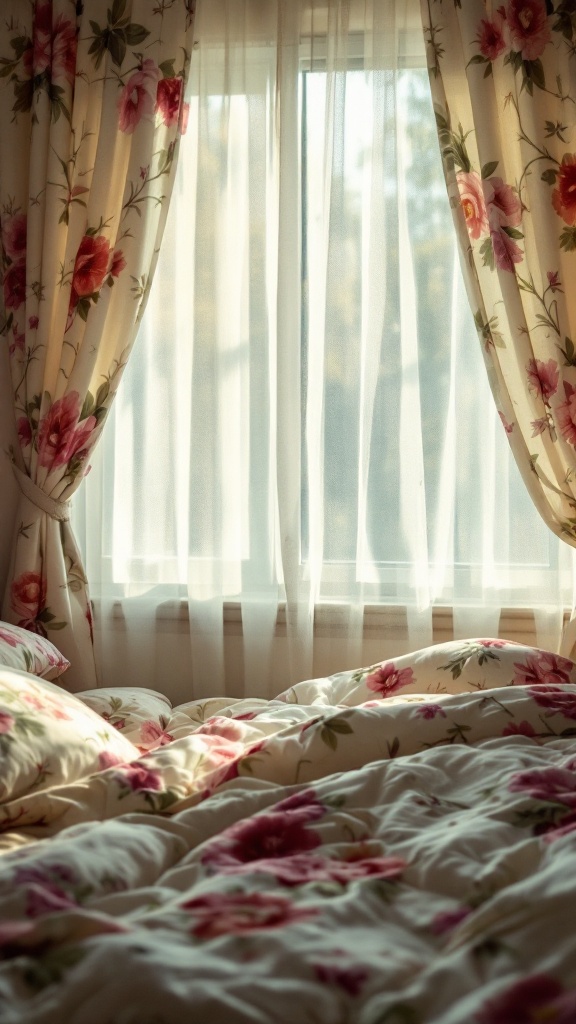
0 639 576 1023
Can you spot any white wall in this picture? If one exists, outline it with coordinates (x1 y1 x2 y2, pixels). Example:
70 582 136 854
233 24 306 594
0 344 19 596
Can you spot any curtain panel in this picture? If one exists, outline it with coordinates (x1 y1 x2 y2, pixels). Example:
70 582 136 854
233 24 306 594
70 0 573 704
0 0 195 689
420 0 576 652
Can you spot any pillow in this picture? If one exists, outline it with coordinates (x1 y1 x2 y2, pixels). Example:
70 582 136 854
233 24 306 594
0 668 139 804
77 687 173 752
0 621 70 681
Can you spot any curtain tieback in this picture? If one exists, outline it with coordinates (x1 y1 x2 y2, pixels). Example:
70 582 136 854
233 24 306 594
13 465 71 523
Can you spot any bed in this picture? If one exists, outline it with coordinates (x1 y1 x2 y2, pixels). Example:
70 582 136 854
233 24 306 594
0 636 575 1022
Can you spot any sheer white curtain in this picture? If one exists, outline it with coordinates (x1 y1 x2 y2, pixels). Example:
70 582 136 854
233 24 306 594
72 0 574 704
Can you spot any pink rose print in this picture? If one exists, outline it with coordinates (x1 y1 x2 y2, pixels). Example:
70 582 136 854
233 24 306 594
196 716 245 742
557 381 576 445
513 651 574 687
476 9 507 61
181 891 317 940
485 177 522 230
156 76 183 127
1 212 26 261
117 59 160 134
506 0 551 61
98 750 124 771
17 417 32 449
37 391 96 470
509 765 576 806
113 763 164 792
70 234 112 304
476 974 576 1024
51 13 77 83
11 571 46 621
526 358 559 402
139 719 174 749
0 712 14 735
457 171 489 240
552 154 576 226
32 2 52 76
3 260 26 310
9 324 25 357
201 805 323 871
210 851 406 887
0 626 20 648
366 662 415 697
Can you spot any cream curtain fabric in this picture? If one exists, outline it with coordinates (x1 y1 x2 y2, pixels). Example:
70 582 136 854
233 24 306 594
420 0 576 653
71 0 572 705
0 0 195 689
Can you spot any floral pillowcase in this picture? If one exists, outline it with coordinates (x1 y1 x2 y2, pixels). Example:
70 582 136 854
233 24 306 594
0 621 70 681
0 668 139 804
77 687 174 752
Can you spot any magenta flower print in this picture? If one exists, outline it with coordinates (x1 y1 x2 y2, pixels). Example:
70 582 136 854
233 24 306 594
513 651 574 686
484 177 522 230
491 224 523 271
552 155 576 225
181 891 316 940
557 382 576 445
457 171 489 239
109 249 126 279
526 358 559 402
3 260 26 310
547 270 561 292
476 975 576 1024
476 10 507 61
0 712 14 735
139 720 173 749
498 411 514 434
70 234 112 302
1 212 26 261
509 765 576 807
501 719 536 738
314 958 370 997
156 77 183 127
528 686 576 720
201 807 322 871
37 392 96 470
506 0 551 60
117 59 160 134
113 763 164 792
415 703 447 720
366 662 415 697
210 851 406 887
11 571 46 621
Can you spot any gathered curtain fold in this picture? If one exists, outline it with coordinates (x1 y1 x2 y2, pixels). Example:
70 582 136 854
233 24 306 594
0 0 195 689
420 0 576 651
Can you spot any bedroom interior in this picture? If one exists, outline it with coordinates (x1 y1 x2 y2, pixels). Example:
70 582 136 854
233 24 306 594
1 0 576 1020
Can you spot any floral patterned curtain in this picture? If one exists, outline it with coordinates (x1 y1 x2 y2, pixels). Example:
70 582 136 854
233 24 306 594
420 0 576 652
0 0 195 690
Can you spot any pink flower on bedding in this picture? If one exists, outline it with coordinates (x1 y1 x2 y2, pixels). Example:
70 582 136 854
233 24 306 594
113 763 163 792
117 59 160 134
0 626 20 648
98 750 125 770
314 955 370 996
509 765 576 807
0 712 14 734
415 703 447 720
429 905 472 936
528 686 576 719
211 852 406 887
513 652 574 687
196 716 246 742
139 719 174 749
539 811 576 843
501 719 536 738
181 891 317 939
232 711 258 721
201 805 323 871
476 973 576 1024
366 661 415 698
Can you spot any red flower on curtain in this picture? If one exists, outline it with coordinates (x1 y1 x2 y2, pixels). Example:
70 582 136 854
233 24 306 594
476 10 507 61
526 358 559 402
33 3 77 83
557 382 576 446
155 77 183 127
37 392 96 470
11 572 46 622
2 212 26 260
117 59 160 134
552 155 576 225
70 234 111 302
457 171 489 239
3 261 26 310
506 0 551 60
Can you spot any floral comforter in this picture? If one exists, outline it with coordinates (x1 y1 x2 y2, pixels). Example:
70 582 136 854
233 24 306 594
1 639 576 1022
